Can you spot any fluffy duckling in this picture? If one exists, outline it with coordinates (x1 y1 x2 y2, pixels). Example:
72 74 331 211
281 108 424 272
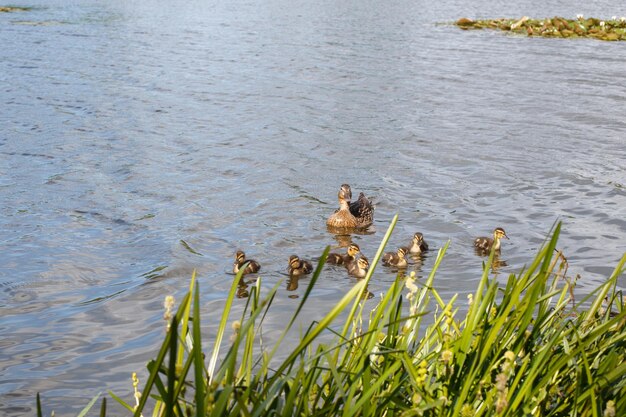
347 256 369 278
403 232 429 255
233 250 261 275
287 255 314 276
327 184 373 229
382 247 408 268
327 243 361 265
474 227 509 253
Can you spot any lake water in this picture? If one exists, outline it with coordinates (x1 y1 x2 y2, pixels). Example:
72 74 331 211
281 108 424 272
1 0 625 414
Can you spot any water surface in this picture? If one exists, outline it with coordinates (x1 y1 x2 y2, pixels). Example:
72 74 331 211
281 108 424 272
1 0 625 414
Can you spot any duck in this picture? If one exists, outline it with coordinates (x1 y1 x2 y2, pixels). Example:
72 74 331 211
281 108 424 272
474 227 509 253
287 255 314 276
327 243 361 265
403 232 429 255
326 184 373 229
233 250 261 275
382 247 408 268
347 256 370 278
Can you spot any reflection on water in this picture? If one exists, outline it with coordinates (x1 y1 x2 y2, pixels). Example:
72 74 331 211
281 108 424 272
236 278 250 299
474 250 509 274
286 275 300 293
1 0 626 415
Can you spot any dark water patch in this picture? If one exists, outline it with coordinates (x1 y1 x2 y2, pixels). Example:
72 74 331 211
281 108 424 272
0 151 54 159
72 209 139 227
140 265 168 280
180 239 203 256
76 288 127 306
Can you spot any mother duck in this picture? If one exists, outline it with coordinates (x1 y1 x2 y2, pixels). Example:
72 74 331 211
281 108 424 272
326 184 374 229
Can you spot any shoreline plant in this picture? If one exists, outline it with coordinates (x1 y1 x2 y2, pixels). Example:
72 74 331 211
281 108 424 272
37 218 625 416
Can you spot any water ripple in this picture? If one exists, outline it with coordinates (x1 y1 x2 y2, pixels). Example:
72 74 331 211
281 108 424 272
1 0 625 415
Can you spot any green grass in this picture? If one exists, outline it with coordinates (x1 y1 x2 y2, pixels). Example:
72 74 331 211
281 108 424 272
38 219 626 416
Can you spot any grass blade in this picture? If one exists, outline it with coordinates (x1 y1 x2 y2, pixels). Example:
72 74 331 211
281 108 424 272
193 284 206 417
208 267 248 384
76 392 101 417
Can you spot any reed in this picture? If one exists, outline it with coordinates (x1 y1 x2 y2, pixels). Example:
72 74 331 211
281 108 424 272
38 219 625 416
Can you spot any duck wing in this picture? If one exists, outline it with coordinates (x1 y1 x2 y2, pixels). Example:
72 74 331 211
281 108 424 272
349 193 374 228
474 237 492 251
327 252 345 265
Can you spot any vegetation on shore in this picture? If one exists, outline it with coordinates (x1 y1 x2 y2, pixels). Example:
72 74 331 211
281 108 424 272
456 16 626 41
37 219 625 416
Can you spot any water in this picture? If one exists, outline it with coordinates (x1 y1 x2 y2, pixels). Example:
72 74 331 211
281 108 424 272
1 0 625 414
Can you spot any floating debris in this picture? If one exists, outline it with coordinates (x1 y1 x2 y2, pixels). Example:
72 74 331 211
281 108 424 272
456 16 626 41
0 6 32 12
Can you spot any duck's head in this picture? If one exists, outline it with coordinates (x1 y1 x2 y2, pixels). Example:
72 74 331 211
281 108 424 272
412 233 424 244
494 228 509 240
288 255 301 269
397 247 407 258
338 184 352 201
347 243 361 257
235 251 246 263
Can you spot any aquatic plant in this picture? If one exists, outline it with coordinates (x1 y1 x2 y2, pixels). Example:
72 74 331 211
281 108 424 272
0 6 32 12
456 16 626 41
36 219 626 416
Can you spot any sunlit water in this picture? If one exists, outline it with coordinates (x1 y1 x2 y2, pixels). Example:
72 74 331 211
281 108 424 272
1 0 625 414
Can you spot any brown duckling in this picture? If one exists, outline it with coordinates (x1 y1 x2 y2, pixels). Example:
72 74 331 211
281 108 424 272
327 243 361 265
403 232 429 255
382 247 408 268
474 227 509 253
287 255 314 276
326 184 373 229
233 250 261 275
347 256 370 278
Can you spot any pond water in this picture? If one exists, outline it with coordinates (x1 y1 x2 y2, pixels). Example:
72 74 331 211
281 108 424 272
1 0 625 414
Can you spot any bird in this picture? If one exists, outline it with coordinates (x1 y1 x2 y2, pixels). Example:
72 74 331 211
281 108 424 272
326 184 373 229
474 227 509 253
347 256 370 278
287 255 314 276
233 250 261 275
382 247 408 268
403 232 429 255
327 243 361 265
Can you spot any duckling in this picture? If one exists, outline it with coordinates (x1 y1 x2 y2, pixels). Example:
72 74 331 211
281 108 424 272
233 250 261 275
474 227 509 253
403 232 429 255
287 255 314 276
327 243 361 265
382 247 408 268
347 256 370 278
327 184 373 229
